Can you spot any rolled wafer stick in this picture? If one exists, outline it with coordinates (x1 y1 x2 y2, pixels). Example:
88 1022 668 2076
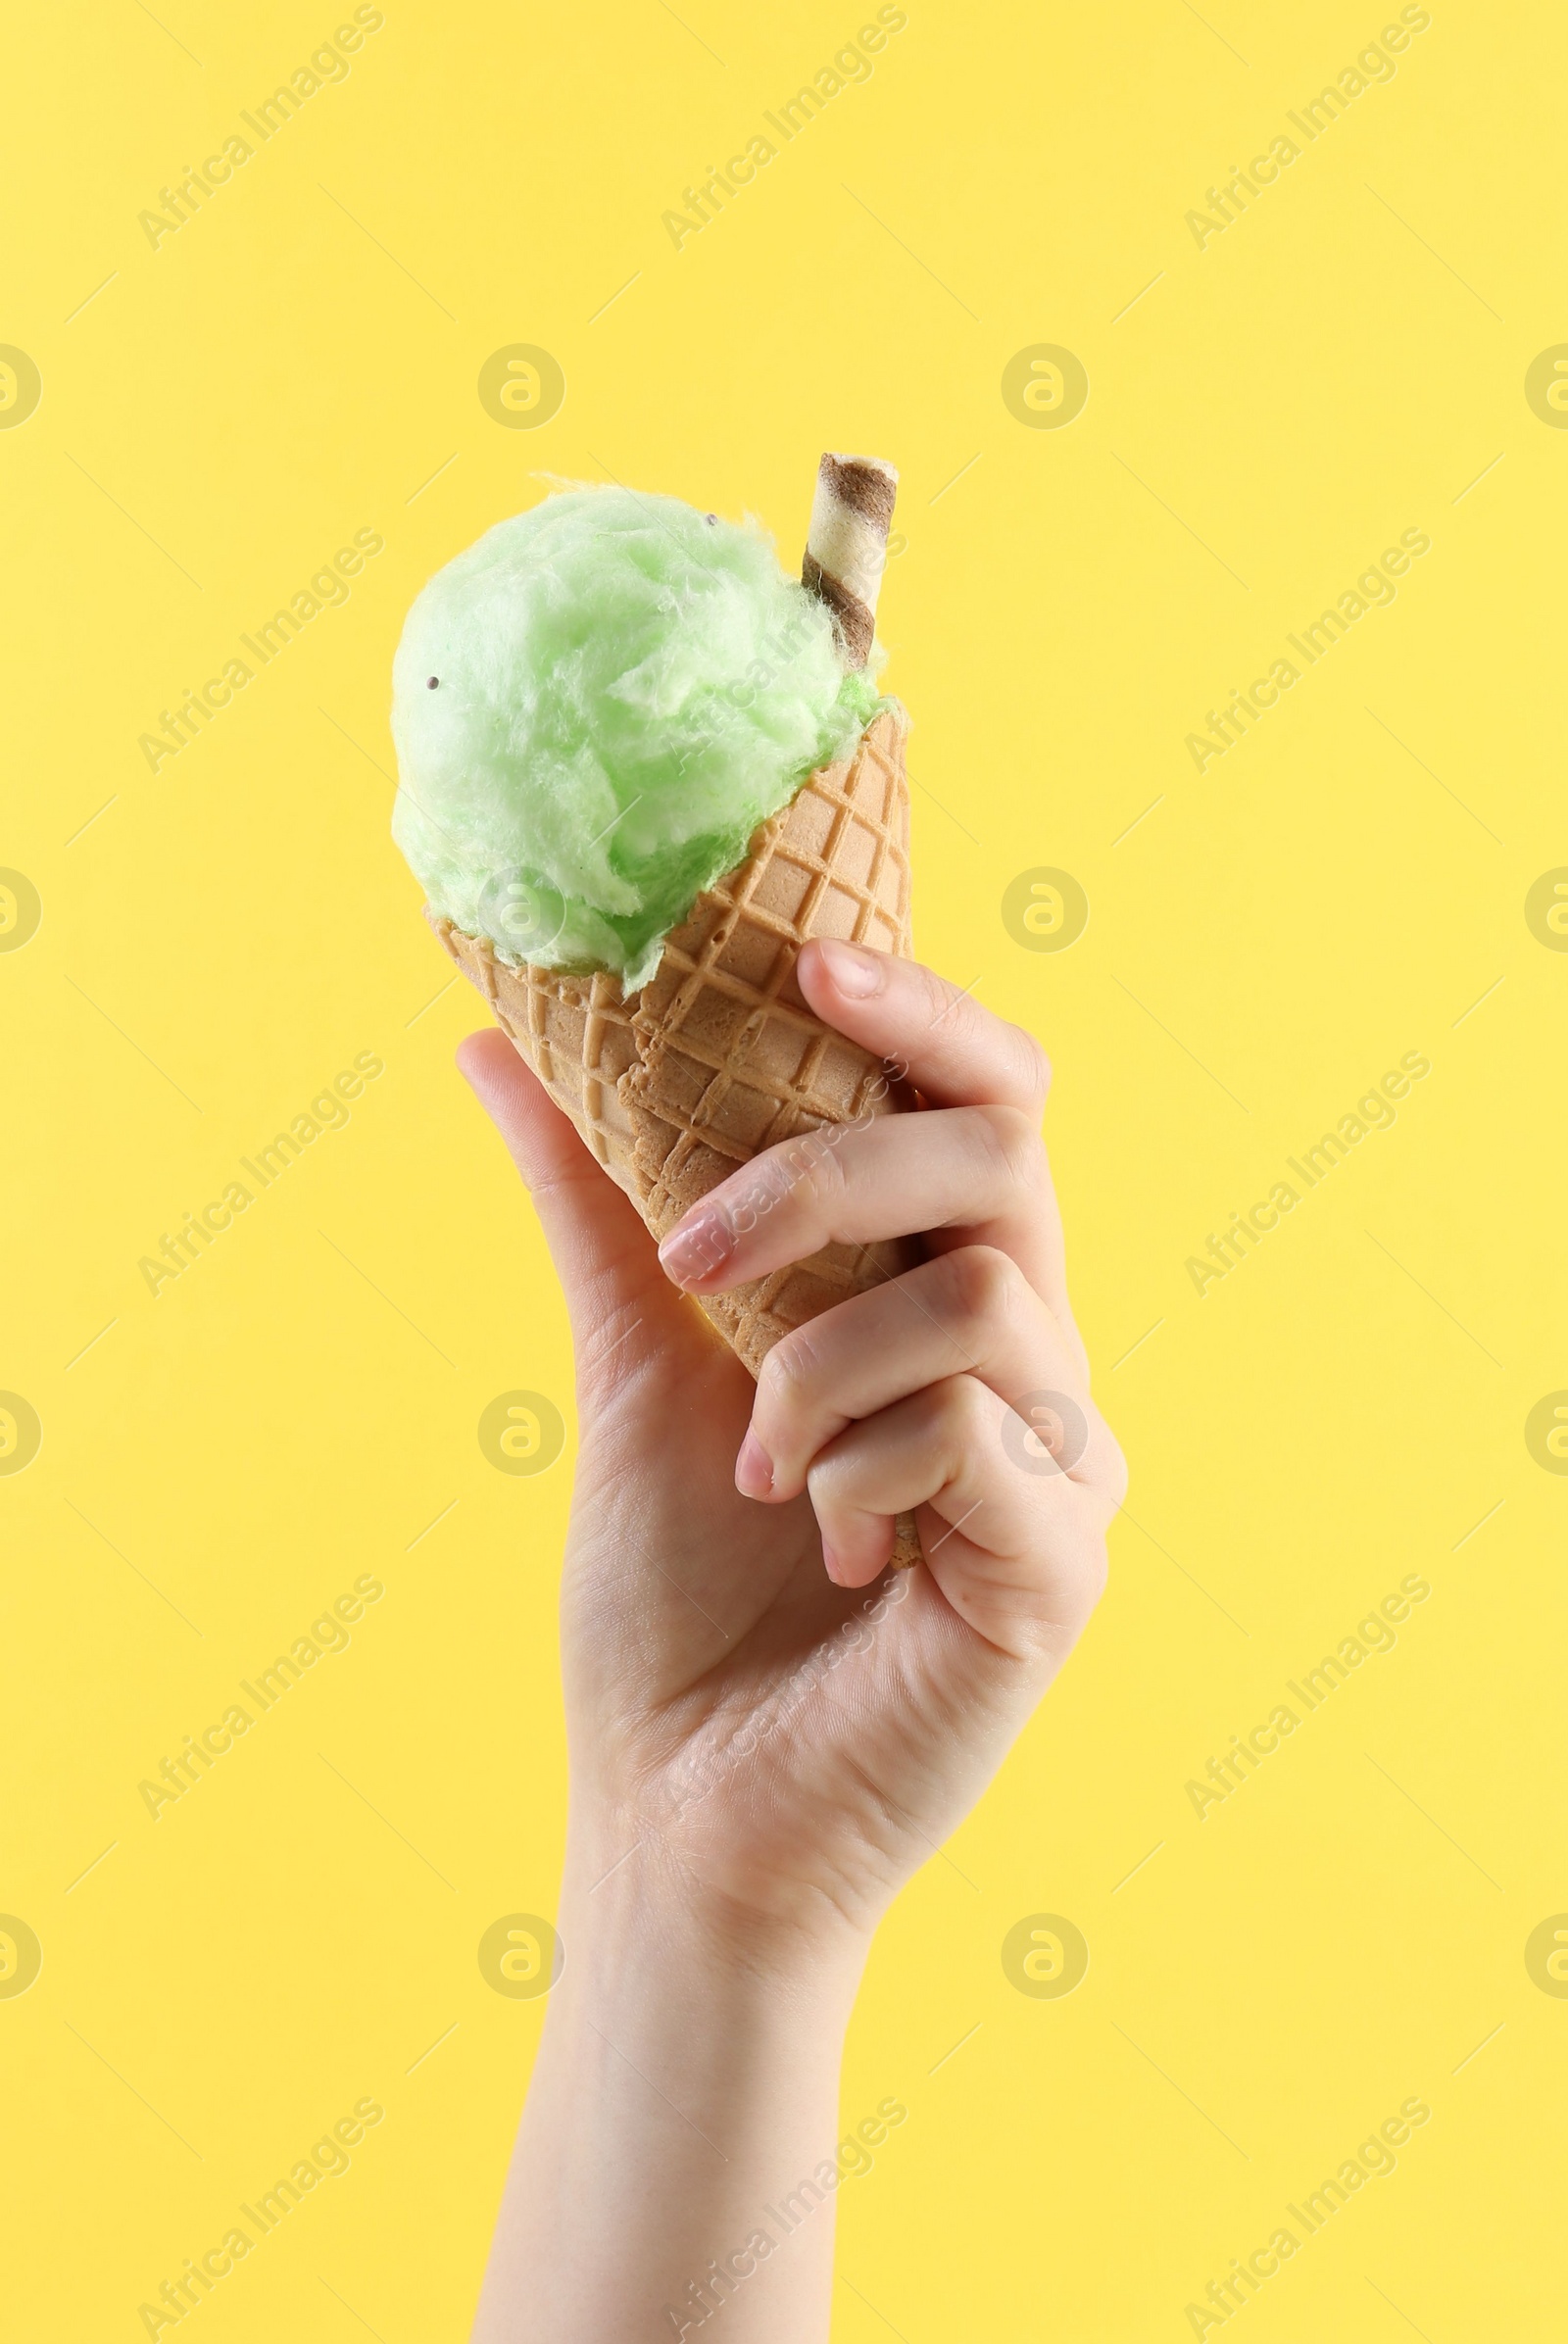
802 451 919 1571
802 452 898 669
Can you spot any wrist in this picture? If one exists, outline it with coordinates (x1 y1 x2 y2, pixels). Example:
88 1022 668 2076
557 1809 873 2010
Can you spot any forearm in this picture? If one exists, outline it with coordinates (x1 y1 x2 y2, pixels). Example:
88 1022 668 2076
471 1829 869 2342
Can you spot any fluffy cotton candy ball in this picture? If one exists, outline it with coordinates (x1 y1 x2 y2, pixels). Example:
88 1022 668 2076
391 485 883 988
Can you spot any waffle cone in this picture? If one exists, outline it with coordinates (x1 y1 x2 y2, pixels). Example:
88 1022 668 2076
432 708 922 1560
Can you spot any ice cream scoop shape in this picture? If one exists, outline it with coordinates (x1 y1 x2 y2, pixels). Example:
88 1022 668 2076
391 485 882 990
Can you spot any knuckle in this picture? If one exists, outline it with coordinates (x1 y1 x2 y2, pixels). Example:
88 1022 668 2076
787 1126 848 1210
910 958 956 1031
758 1323 823 1412
1105 1430 1130 1509
748 1127 843 1226
936 1243 1022 1331
973 1102 1046 1190
1008 1022 1052 1104
808 1129 852 1202
934 1371 998 1445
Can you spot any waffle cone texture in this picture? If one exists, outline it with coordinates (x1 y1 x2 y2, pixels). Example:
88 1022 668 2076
432 708 918 1380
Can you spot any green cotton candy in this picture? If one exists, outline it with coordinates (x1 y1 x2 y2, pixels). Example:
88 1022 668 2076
390 484 885 989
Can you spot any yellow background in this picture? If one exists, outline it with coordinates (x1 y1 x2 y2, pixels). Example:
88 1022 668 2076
5 0 1565 2334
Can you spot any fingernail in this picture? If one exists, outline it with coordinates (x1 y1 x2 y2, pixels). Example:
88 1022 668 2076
815 938 884 998
658 1208 732 1287
735 1431 773 1498
821 1546 848 1586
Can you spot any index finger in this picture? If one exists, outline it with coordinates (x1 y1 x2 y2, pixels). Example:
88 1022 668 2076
797 939 1050 1113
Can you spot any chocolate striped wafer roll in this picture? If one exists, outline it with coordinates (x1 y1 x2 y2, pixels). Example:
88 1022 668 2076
802 452 898 669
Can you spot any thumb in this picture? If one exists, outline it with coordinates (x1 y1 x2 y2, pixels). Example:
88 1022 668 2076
456 1028 707 1382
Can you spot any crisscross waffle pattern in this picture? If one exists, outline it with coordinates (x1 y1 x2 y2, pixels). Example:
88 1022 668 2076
430 708 918 1371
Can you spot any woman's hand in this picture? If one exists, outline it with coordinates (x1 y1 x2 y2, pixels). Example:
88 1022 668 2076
463 935 1122 1947
460 937 1123 2342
